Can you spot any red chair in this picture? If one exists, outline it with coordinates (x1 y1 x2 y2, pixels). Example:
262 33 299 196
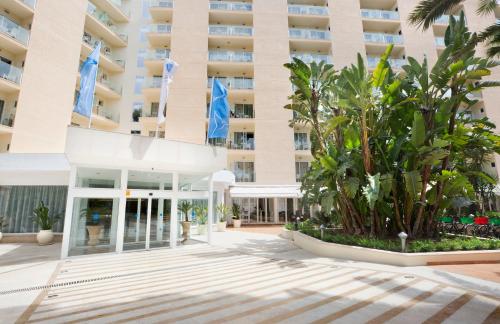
474 216 489 225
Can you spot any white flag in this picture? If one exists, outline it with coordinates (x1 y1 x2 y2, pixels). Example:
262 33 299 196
157 58 178 125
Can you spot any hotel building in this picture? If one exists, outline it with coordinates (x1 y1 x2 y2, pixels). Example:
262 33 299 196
0 0 499 257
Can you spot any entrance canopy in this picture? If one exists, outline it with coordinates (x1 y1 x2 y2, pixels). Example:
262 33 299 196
230 185 302 198
0 153 70 185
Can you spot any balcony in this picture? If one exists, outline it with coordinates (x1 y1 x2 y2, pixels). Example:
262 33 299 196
234 171 255 183
361 9 399 20
0 14 30 53
291 52 332 64
295 141 310 151
209 1 252 12
91 0 129 23
149 0 173 20
289 28 330 41
144 49 170 72
0 60 22 93
0 103 15 133
86 3 127 47
2 0 35 20
367 56 407 69
288 4 328 16
82 33 125 72
229 139 255 150
364 32 403 45
207 77 254 90
148 24 172 46
72 105 119 130
209 25 253 37
208 50 253 63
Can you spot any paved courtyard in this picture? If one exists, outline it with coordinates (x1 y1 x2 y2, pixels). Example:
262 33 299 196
0 230 499 323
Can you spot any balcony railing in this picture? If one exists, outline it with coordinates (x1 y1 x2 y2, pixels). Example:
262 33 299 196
291 53 332 64
83 33 125 68
435 37 445 47
93 106 118 123
87 3 128 43
96 74 122 95
209 25 253 37
235 172 255 182
145 49 171 60
367 56 407 69
361 9 399 20
435 15 461 25
289 28 330 40
0 106 15 128
364 32 403 44
22 0 36 9
144 77 162 88
209 1 252 11
0 14 30 45
0 60 23 84
288 5 328 16
295 142 310 150
229 140 255 150
150 0 174 9
208 50 253 62
149 24 172 33
208 77 254 89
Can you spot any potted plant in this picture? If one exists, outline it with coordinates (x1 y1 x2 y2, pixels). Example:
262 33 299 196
232 203 242 228
194 206 208 235
179 201 193 241
0 216 6 242
33 201 58 245
85 210 103 247
216 203 230 232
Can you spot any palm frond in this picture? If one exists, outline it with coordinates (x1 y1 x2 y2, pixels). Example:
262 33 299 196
408 0 465 30
477 0 497 15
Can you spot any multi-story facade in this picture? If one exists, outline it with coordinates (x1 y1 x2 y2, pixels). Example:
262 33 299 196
0 0 499 234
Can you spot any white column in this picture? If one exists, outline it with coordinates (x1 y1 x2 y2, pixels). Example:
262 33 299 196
207 175 214 244
273 198 279 223
170 172 179 248
145 197 152 249
115 168 128 253
60 166 77 259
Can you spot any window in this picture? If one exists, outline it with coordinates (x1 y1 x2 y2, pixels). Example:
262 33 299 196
137 49 146 67
76 168 121 189
132 102 143 122
294 133 308 150
131 130 141 135
233 162 255 182
134 76 144 94
151 102 159 117
149 131 165 138
295 162 309 182
128 170 173 190
233 104 254 118
232 132 255 150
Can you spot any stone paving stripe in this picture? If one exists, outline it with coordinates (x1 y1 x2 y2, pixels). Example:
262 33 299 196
422 292 475 324
483 305 500 324
366 284 446 324
311 278 421 324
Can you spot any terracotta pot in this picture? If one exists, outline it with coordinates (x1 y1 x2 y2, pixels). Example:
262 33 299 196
217 221 227 232
233 219 241 228
181 221 191 241
86 225 102 246
37 229 54 245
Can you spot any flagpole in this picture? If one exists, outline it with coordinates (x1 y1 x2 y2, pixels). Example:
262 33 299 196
88 45 100 129
206 76 215 145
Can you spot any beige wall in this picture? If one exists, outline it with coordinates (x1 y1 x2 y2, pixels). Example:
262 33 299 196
253 0 296 185
164 0 208 144
9 0 87 153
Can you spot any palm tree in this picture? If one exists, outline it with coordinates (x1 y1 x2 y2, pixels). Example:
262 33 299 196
179 201 192 222
409 0 500 57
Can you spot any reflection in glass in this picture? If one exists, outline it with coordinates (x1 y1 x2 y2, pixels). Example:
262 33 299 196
150 199 172 248
68 198 119 256
75 168 121 188
127 170 173 190
123 198 147 250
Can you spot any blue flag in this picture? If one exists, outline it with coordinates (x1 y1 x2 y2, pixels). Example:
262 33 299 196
207 79 230 139
74 42 101 118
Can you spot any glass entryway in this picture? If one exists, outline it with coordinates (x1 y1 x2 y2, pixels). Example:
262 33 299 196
123 197 172 251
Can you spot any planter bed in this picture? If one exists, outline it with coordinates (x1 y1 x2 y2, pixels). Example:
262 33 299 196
291 230 500 267
0 233 63 244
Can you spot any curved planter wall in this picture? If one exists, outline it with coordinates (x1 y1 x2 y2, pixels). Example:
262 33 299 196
292 231 500 267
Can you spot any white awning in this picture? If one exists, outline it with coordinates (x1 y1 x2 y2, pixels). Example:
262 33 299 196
0 153 71 185
230 185 302 198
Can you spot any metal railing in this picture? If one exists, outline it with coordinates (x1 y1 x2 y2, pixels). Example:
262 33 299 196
149 24 172 33
209 1 252 11
145 49 170 60
291 53 332 64
288 5 328 16
0 60 23 84
361 9 399 20
295 142 310 150
0 106 15 128
367 56 407 69
83 34 125 68
235 172 255 182
364 32 403 44
150 0 174 8
229 140 255 150
96 73 122 95
93 106 118 123
207 77 254 89
209 25 253 37
0 14 30 45
208 50 253 62
87 3 128 43
143 77 163 88
289 28 330 40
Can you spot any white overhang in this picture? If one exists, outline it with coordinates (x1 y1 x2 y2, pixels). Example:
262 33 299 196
230 185 302 198
0 153 71 185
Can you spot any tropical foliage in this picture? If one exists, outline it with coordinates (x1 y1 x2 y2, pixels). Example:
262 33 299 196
194 206 208 225
286 16 500 238
33 201 59 231
409 0 500 57
179 201 193 222
216 203 230 222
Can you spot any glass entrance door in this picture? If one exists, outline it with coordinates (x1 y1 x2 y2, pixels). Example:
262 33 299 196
123 198 172 251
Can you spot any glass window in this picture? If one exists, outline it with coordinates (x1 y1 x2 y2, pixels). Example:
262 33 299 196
233 162 255 182
295 162 309 182
137 49 146 67
127 170 173 190
132 102 143 122
68 198 119 256
178 174 210 191
75 168 121 189
134 76 144 94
